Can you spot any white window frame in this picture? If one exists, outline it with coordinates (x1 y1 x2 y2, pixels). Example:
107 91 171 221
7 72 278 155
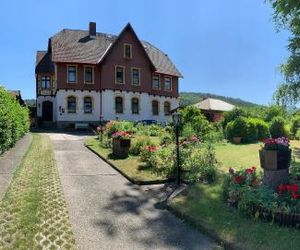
115 65 125 84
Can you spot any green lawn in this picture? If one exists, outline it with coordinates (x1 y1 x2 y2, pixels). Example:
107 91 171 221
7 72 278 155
85 137 168 183
170 140 300 250
0 133 76 249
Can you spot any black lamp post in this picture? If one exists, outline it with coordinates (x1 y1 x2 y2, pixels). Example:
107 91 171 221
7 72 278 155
172 112 181 186
99 115 104 142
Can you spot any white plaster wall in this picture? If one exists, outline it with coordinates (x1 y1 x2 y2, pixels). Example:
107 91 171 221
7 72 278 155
101 90 178 124
37 96 56 121
55 90 101 122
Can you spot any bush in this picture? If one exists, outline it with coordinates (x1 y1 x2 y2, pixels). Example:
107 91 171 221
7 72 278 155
226 117 270 143
148 145 175 176
104 120 135 137
135 123 163 137
129 136 156 156
264 105 286 122
226 117 248 141
222 108 248 129
180 106 212 140
290 115 300 136
269 116 289 138
160 133 173 145
246 118 270 141
0 87 30 154
296 128 300 140
182 142 217 183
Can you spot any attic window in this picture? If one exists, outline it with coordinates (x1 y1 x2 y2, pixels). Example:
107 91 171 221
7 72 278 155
124 44 132 59
41 76 51 89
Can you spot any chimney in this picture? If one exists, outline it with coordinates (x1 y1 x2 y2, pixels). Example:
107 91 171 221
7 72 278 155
89 22 96 38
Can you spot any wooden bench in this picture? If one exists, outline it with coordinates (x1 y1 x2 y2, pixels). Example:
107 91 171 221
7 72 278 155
75 123 89 130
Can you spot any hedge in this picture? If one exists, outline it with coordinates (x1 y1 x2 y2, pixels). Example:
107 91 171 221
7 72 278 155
0 87 30 154
226 117 270 143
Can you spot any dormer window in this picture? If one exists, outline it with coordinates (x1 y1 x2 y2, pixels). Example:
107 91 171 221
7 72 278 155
41 76 51 89
124 44 132 59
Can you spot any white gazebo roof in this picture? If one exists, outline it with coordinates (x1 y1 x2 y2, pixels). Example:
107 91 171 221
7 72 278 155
194 98 235 112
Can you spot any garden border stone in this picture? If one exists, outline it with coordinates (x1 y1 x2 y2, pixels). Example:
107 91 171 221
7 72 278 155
85 143 175 185
167 195 242 250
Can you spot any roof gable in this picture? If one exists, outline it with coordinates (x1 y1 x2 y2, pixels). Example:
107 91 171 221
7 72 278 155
194 98 235 112
98 23 156 71
44 23 182 77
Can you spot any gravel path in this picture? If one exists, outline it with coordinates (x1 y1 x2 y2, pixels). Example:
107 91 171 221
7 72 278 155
0 133 32 199
49 132 215 250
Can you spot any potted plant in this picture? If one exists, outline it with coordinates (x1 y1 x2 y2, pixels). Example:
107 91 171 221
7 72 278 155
112 131 131 158
259 137 291 191
259 137 291 170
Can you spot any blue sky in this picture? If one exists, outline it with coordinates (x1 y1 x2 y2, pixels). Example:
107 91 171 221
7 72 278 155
0 0 289 104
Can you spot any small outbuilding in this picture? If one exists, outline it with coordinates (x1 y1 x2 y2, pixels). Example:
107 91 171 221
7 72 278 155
194 98 235 122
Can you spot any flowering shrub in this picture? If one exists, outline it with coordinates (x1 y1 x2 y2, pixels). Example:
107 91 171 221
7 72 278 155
104 120 135 138
262 137 290 151
140 145 158 162
223 166 259 206
182 142 217 183
129 136 156 156
112 131 131 140
223 166 300 221
147 146 175 176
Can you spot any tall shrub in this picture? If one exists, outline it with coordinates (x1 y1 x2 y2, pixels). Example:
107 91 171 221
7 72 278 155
269 116 289 138
0 87 30 154
290 115 300 136
179 106 212 140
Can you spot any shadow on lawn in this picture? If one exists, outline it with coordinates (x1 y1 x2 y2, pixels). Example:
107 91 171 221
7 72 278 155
93 182 213 249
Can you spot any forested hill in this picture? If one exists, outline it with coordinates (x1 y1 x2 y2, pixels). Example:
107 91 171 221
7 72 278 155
179 92 261 108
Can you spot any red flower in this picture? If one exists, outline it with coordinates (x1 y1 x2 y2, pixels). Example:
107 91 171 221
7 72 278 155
146 146 157 152
291 192 300 199
278 184 286 194
245 166 256 175
234 175 245 184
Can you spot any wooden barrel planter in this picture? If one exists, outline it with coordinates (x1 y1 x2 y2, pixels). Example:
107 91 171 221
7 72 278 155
259 149 291 191
233 137 242 144
112 138 131 158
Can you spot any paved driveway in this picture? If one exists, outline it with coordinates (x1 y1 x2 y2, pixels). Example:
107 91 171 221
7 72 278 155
48 132 215 250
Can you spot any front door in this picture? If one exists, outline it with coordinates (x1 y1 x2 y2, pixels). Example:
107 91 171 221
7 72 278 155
42 101 53 121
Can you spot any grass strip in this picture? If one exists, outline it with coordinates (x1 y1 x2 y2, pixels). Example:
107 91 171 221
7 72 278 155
0 133 76 249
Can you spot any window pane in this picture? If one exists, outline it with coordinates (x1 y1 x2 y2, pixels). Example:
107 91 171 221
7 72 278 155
152 75 160 89
84 97 92 113
41 76 51 89
152 101 159 115
132 69 140 85
164 102 171 115
68 97 76 113
85 67 93 83
132 98 139 114
116 67 124 84
115 97 123 113
68 66 77 83
164 77 172 90
124 44 131 58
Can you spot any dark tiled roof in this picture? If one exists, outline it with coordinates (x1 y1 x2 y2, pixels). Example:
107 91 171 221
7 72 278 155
35 51 54 74
45 28 182 77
